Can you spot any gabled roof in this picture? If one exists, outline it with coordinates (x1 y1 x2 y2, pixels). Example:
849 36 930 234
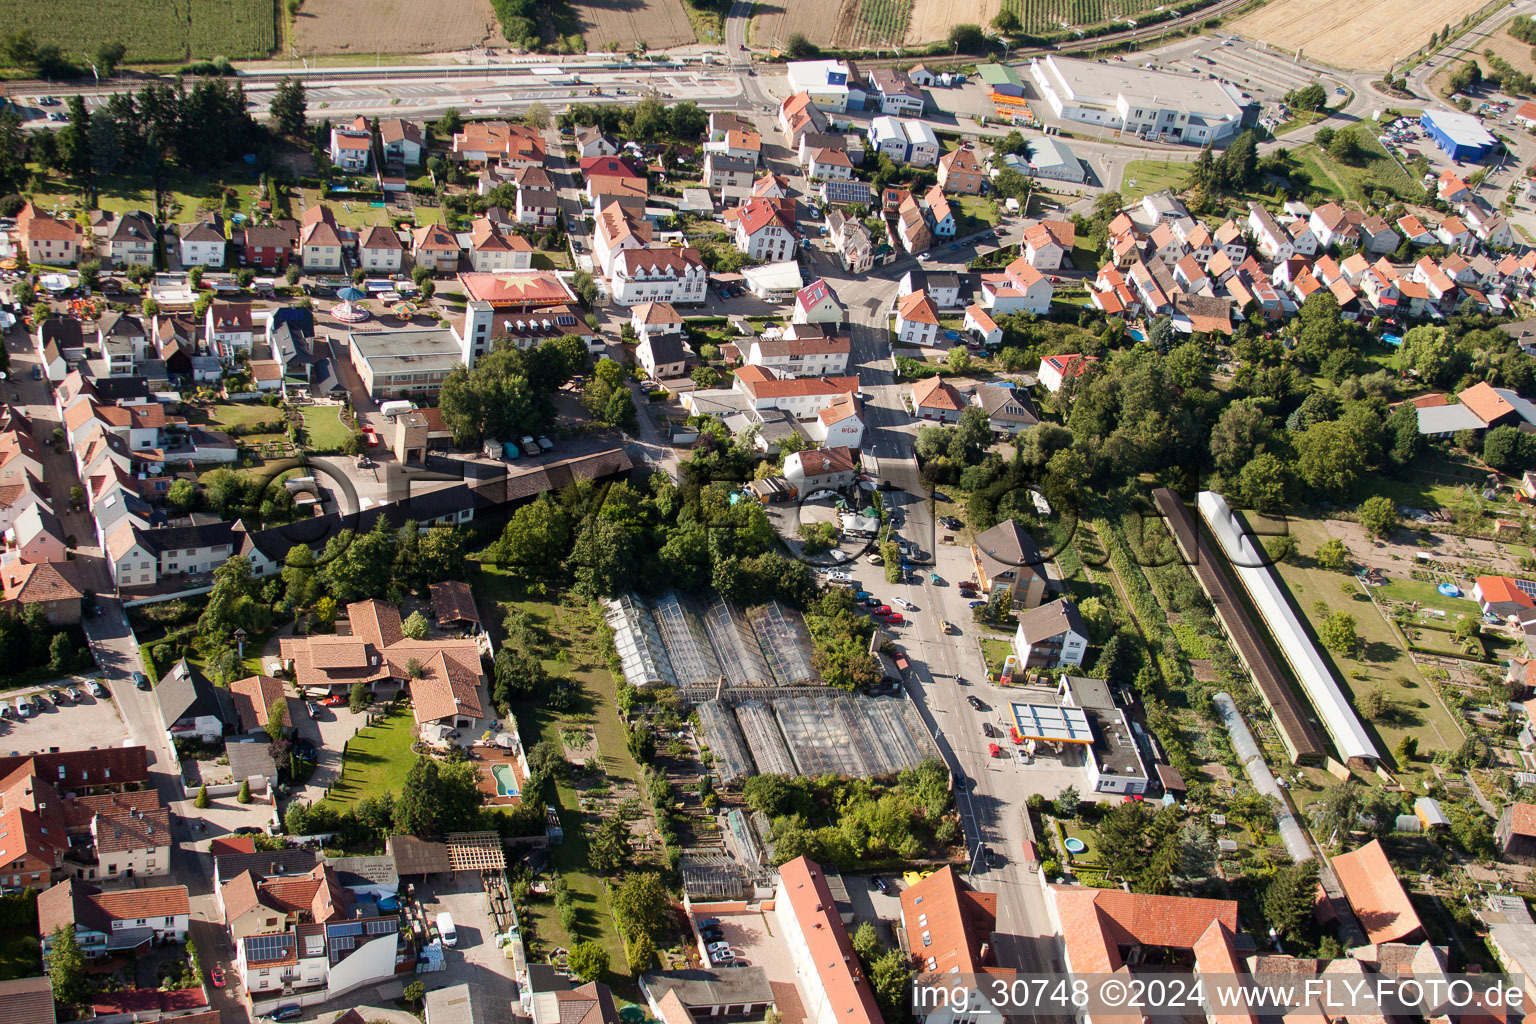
1015 598 1088 642
1459 380 1514 425
1050 885 1239 974
229 675 292 733
359 224 403 251
896 289 940 325
156 658 235 728
735 197 794 238
1478 575 1534 608
1331 840 1423 945
633 301 682 326
911 374 963 411
776 858 883 1024
900 865 997 974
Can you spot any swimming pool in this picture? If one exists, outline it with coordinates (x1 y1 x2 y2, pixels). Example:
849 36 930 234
1127 327 1147 342
493 763 520 797
1381 333 1403 347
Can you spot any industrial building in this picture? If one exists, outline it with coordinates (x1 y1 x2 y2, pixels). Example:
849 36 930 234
1029 54 1251 145
1027 135 1086 183
1419 108 1497 162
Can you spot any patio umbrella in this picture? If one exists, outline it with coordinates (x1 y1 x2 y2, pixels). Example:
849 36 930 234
336 286 367 302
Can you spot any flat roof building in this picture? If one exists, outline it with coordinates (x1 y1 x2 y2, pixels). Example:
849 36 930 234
1030 54 1250 145
785 60 865 113
345 328 466 399
1420 108 1497 162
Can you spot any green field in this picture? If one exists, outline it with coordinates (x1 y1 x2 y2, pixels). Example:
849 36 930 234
204 401 284 432
1001 0 1183 34
855 0 913 48
0 0 275 65
1120 159 1195 198
318 708 419 810
1290 126 1416 204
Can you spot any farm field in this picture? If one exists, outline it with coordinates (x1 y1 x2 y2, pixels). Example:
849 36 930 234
0 0 274 64
754 0 849 53
1431 15 1536 93
994 0 1179 37
568 0 697 51
1230 0 1487 69
909 0 1000 44
292 0 500 54
846 0 914 48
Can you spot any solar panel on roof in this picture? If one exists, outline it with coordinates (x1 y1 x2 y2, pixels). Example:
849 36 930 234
1516 579 1536 599
364 917 397 935
245 933 292 961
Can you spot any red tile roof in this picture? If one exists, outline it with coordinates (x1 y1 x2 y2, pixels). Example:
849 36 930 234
777 858 883 1024
1459 381 1515 425
1050 885 1239 974
1330 839 1423 944
911 375 963 411
899 865 997 974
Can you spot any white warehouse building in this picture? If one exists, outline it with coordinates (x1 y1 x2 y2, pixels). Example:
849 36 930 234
1029 54 1252 145
785 60 866 113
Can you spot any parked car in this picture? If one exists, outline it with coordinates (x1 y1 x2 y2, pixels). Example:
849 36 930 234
696 917 720 928
706 941 732 953
894 597 914 610
709 950 735 964
66 686 83 701
88 681 108 698
0 701 11 719
132 671 150 691
210 967 225 988
871 876 890 894
886 612 905 625
51 689 69 705
969 600 986 609
266 1006 303 1022
16 699 30 718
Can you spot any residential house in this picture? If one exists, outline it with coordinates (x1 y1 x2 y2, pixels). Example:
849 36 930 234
412 224 462 272
206 302 255 361
575 127 619 158
109 211 157 268
611 247 708 307
594 203 653 279
1040 353 1097 394
900 866 1010 1020
635 327 687 379
630 302 684 346
937 146 984 194
868 67 925 115
2 503 66 566
773 857 884 1024
1437 215 1473 248
793 279 844 325
1022 220 1075 271
38 878 189 960
972 382 1037 436
777 92 828 146
971 519 1047 606
805 147 855 182
964 304 1001 348
241 223 296 271
329 117 373 172
1248 202 1295 260
733 199 796 263
178 216 227 268
731 365 859 422
156 658 234 743
784 446 857 495
581 156 648 204
983 258 1053 315
911 375 964 423
892 193 930 255
704 152 756 190
229 675 293 739
746 329 851 378
1308 202 1359 249
1045 886 1244 983
895 290 940 346
1438 169 1471 202
467 219 532 273
299 206 344 271
379 118 424 165
2 560 83 624
924 185 956 238
512 166 559 228
826 209 874 275
815 392 865 448
357 225 404 272
867 116 938 166
1012 598 1089 668
16 204 84 266
1398 214 1435 247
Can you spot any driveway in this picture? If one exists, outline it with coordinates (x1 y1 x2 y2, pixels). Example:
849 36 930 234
412 874 518 1011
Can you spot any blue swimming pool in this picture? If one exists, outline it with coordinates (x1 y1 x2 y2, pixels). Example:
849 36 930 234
1382 333 1403 346
493 763 520 797
1127 327 1147 342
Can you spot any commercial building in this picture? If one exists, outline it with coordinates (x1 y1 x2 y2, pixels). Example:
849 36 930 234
977 63 1025 97
1026 136 1085 183
1029 55 1250 145
1420 108 1497 162
344 328 465 399
784 60 866 112
1057 675 1148 795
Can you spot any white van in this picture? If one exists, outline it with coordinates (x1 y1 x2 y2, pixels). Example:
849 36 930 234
436 911 457 947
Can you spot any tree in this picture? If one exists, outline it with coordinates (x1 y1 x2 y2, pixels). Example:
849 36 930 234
1328 129 1361 164
166 478 196 512
1315 537 1351 570
492 496 572 579
271 77 307 137
613 871 672 942
94 41 127 77
870 948 914 1022
588 817 631 874
1357 687 1397 721
48 925 87 1008
404 981 426 1005
569 940 609 982
852 921 882 962
992 7 1021 31
627 933 657 973
1393 735 1419 764
48 632 71 671
348 681 369 712
401 610 430 639
1313 126 1336 148
1319 611 1358 654
1263 860 1320 941
237 779 252 803
524 102 550 129
195 784 210 808
264 698 287 743
785 33 819 58
948 23 987 53
1053 785 1080 818
1358 495 1398 538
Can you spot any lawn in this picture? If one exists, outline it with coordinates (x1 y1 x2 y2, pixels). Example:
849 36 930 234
1121 159 1193 198
297 190 394 230
981 636 1015 677
957 195 1000 228
300 405 351 452
470 561 643 988
317 708 419 810
1273 517 1465 762
1376 577 1480 620
26 166 263 223
1271 110 1324 136
1360 453 1494 511
203 401 284 432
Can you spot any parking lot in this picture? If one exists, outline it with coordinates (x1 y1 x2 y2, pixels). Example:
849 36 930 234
695 910 790 985
0 682 130 756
